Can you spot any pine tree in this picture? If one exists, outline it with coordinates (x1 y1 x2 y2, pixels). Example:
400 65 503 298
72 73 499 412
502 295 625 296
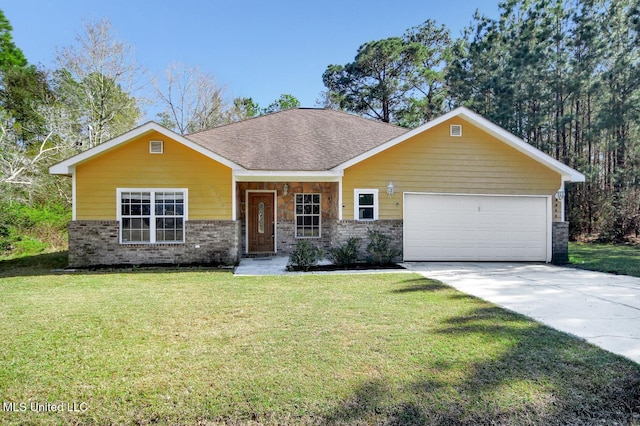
0 9 26 70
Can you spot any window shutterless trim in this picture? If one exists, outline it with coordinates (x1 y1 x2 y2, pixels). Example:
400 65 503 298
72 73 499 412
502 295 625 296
294 193 321 238
354 189 379 221
116 188 188 244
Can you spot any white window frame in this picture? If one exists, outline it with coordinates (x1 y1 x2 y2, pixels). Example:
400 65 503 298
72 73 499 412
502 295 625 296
294 193 321 238
116 188 188 244
354 189 379 221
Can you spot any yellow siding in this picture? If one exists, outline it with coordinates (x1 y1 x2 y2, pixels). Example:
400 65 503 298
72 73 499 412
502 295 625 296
342 118 562 220
75 131 232 220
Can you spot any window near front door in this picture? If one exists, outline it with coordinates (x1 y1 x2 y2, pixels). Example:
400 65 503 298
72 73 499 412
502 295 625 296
295 193 321 238
355 189 379 221
118 189 186 243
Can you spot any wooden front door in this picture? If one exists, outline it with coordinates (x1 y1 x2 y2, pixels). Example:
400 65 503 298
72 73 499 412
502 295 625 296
248 192 275 253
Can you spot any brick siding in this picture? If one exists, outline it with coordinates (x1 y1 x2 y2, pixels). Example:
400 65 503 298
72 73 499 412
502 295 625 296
552 221 569 264
333 220 403 262
68 220 240 267
68 218 570 266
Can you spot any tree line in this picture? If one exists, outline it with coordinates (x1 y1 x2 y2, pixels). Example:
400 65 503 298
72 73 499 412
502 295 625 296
324 0 639 241
2 1 639 242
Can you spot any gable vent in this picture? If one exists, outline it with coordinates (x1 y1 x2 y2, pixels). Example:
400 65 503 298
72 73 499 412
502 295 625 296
149 140 164 154
450 125 462 137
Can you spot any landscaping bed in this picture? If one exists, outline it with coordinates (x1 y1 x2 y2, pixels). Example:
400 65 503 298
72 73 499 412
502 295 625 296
287 262 405 272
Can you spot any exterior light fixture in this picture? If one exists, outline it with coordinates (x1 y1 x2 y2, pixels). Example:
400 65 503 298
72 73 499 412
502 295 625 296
387 181 395 197
555 188 565 201
282 183 289 196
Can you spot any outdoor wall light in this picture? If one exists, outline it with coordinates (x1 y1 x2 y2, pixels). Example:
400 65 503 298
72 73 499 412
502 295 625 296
282 183 289 196
555 188 565 201
387 181 395 197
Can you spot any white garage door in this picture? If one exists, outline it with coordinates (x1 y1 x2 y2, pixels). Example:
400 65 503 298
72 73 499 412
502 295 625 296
403 193 550 262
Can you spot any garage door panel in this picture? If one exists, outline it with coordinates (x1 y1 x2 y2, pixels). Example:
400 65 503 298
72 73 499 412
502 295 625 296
403 193 549 261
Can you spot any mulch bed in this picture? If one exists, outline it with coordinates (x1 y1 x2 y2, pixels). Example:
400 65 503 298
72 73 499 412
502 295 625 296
287 263 405 272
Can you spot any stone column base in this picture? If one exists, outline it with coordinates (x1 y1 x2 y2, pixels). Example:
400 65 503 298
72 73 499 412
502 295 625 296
552 221 569 264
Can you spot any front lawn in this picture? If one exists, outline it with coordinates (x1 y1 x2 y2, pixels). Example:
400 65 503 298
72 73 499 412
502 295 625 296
1 268 639 425
570 242 640 277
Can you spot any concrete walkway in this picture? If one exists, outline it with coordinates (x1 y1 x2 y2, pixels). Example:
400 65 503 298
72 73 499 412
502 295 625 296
233 257 411 276
233 256 290 276
404 262 640 364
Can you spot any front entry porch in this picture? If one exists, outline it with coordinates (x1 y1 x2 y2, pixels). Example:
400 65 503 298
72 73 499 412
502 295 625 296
236 181 339 256
236 181 404 260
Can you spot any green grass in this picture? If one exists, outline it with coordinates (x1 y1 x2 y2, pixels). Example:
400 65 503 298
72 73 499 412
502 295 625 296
1 266 639 425
570 242 640 277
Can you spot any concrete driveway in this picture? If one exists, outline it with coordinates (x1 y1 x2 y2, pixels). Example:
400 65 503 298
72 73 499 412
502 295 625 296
404 262 640 364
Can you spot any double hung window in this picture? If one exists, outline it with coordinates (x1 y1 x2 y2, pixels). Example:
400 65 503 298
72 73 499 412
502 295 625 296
118 189 186 243
295 193 321 238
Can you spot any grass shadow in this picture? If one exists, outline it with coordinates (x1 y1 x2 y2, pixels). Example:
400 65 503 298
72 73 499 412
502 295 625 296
391 277 451 293
321 379 433 425
0 251 234 278
322 302 640 425
0 251 69 277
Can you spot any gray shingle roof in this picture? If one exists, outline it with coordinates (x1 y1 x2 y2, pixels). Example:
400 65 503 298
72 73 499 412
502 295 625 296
186 108 408 170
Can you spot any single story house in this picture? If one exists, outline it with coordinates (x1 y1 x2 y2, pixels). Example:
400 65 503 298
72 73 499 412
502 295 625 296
49 106 585 267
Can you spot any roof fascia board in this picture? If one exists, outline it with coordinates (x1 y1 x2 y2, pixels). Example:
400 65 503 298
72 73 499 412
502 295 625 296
49 122 245 175
332 106 585 183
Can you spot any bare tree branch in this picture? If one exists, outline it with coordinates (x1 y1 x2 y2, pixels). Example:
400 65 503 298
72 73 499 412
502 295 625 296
154 62 228 135
54 18 144 147
0 121 66 186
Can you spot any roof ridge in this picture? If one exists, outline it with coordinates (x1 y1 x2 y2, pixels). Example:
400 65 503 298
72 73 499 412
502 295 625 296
186 107 406 138
186 108 312 137
305 107 408 130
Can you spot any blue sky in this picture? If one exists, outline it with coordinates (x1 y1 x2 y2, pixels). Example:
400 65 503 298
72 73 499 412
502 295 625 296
4 0 500 120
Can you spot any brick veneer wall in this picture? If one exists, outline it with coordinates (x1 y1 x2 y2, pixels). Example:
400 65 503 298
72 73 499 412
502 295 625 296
277 220 337 255
67 220 240 267
238 220 337 255
552 221 569 264
239 219 402 260
334 220 403 262
68 218 569 266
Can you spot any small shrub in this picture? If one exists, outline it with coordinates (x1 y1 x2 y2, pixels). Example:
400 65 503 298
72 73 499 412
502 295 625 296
288 240 324 271
11 235 48 256
0 222 10 253
328 237 361 266
0 238 12 254
367 229 401 265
